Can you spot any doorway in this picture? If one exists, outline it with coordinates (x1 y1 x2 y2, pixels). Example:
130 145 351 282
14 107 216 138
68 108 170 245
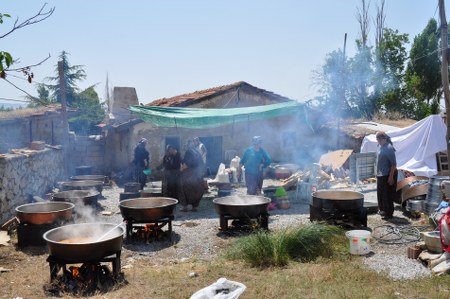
198 136 222 176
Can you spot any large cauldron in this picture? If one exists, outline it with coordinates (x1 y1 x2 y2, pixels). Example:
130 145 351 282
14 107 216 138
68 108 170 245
52 190 99 206
16 202 75 225
70 175 108 184
61 180 103 193
119 197 178 222
312 190 364 210
213 195 271 218
43 222 124 262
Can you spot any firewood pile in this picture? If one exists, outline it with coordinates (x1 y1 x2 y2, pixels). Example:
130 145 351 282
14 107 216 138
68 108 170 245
278 164 354 192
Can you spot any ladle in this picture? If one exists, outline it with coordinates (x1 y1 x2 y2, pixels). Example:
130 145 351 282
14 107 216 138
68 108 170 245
95 222 125 242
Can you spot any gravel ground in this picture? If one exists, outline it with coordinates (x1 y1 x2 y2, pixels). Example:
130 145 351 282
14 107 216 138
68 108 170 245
90 179 431 281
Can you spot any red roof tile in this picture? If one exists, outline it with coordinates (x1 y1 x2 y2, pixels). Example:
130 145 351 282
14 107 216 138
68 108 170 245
146 81 291 107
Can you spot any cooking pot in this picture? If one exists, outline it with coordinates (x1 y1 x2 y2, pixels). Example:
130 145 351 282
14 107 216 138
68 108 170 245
396 176 429 191
312 190 364 210
119 197 178 222
43 222 124 262
16 201 75 225
213 195 271 218
61 180 103 193
52 190 99 206
70 175 108 184
406 199 425 212
401 184 428 202
140 188 163 197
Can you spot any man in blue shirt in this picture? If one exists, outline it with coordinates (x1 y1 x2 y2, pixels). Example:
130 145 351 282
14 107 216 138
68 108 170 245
239 136 271 195
376 131 397 220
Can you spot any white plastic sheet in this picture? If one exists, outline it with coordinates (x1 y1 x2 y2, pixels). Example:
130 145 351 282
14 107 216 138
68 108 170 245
360 115 447 177
190 277 246 299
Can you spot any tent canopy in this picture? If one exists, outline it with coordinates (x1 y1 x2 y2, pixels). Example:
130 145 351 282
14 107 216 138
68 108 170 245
129 101 307 129
360 115 446 177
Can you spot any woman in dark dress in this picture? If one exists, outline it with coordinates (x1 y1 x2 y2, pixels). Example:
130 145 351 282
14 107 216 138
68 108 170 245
161 145 181 199
179 140 205 212
132 138 150 189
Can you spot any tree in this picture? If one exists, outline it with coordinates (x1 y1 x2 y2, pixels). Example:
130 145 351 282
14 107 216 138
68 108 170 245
69 86 106 135
26 84 52 108
45 51 87 106
405 19 441 117
311 49 349 116
375 28 410 115
0 4 54 88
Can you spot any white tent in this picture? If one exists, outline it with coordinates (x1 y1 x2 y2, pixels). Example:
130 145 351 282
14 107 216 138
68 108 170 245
360 115 447 177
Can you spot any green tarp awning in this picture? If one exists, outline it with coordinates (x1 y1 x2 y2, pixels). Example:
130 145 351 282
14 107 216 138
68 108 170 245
129 101 306 129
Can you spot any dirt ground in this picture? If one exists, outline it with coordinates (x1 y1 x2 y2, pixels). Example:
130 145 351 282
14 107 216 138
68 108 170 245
0 181 427 298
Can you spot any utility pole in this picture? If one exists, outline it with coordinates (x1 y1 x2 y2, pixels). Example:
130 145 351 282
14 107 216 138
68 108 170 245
58 61 70 176
337 33 347 149
439 0 450 169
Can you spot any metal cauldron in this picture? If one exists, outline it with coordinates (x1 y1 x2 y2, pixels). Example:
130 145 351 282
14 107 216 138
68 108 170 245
213 195 271 218
43 222 124 262
312 190 364 210
52 190 99 206
70 174 108 183
119 197 178 222
15 201 75 225
61 180 103 193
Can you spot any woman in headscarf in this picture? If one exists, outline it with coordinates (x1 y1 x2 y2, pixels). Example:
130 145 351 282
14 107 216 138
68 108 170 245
179 139 205 212
375 131 397 220
161 144 181 199
132 137 150 189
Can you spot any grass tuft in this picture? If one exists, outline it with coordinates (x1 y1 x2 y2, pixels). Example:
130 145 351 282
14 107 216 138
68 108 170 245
226 223 346 267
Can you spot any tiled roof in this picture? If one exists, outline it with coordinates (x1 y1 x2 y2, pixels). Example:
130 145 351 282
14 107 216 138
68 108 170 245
146 81 292 107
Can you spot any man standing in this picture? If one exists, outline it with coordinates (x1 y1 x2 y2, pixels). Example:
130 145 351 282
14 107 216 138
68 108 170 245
239 136 271 195
376 131 397 220
133 137 150 189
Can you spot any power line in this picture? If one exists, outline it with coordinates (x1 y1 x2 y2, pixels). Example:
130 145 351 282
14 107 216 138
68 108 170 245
0 97 30 103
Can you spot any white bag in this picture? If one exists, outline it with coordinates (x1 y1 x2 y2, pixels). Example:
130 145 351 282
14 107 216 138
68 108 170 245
190 277 246 299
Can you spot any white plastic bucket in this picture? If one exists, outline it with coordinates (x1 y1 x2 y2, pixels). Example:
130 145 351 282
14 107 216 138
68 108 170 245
345 230 371 255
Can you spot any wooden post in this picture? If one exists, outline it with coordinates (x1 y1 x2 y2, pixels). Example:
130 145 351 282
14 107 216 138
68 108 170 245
439 0 450 171
58 61 70 176
337 33 347 149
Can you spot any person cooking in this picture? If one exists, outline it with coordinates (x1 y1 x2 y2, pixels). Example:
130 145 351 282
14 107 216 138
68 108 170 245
239 136 271 195
375 131 397 220
179 139 205 212
160 144 181 199
132 137 150 190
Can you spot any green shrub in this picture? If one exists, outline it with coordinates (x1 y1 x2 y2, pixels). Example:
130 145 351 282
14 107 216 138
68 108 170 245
226 223 345 267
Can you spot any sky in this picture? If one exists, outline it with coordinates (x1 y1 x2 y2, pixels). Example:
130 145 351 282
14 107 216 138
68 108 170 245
0 0 445 106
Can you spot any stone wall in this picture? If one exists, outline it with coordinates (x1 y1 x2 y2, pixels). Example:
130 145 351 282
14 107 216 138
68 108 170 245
0 148 65 224
68 136 107 175
0 110 66 154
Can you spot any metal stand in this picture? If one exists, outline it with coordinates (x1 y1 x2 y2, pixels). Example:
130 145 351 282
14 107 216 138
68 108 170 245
219 213 269 231
309 205 367 227
47 251 121 281
125 216 174 241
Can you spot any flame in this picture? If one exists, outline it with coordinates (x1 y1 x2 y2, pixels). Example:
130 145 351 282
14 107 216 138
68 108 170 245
69 266 80 278
144 223 156 232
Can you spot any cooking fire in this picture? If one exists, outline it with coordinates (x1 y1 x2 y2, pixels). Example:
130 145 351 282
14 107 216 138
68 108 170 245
43 262 126 297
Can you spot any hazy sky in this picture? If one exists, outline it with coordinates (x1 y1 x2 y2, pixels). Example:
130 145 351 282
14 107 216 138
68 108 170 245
0 0 445 106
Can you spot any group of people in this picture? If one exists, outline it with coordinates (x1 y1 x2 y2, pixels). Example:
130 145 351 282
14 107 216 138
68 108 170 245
132 137 207 212
133 132 397 219
132 135 273 210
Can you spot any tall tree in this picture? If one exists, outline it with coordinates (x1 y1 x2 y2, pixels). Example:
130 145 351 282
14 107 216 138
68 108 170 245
348 0 375 119
405 19 441 117
45 51 86 106
375 28 410 115
69 86 106 134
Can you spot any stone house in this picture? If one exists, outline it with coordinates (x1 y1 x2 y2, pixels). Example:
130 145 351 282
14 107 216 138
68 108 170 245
106 82 319 176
